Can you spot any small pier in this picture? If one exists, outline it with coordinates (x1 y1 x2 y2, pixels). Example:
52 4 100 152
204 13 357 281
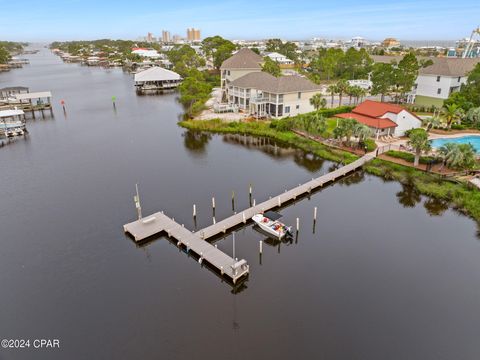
124 212 249 283
123 150 380 284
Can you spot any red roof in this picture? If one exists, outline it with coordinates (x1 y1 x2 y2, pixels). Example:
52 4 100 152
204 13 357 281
336 113 397 129
352 100 406 117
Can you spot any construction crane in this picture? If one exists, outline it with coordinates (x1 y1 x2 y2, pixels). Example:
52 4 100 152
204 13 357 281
462 27 480 58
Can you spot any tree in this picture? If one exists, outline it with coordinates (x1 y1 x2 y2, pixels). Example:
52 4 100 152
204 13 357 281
213 42 236 69
178 72 213 117
422 116 442 131
333 118 358 145
309 93 326 111
265 39 298 61
441 103 464 128
353 122 373 142
439 143 476 170
407 128 431 166
0 45 11 64
262 57 281 77
327 84 338 107
370 62 394 102
465 107 480 127
335 79 349 106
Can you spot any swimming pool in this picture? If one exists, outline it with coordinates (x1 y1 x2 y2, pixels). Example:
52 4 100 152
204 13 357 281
431 135 480 152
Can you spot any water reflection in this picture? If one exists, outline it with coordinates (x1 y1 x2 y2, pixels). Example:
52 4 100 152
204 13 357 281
182 130 212 154
220 133 324 172
423 198 449 216
339 170 365 186
396 183 421 208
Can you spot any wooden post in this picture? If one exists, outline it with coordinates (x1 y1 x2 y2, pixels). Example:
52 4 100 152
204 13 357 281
253 199 256 206
193 204 196 218
212 197 215 210
242 212 246 224
313 207 317 221
249 183 252 206
134 183 142 220
232 190 235 211
296 217 299 232
259 240 263 254
233 232 236 260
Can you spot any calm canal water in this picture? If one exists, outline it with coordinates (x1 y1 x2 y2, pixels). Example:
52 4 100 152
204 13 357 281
1 47 480 360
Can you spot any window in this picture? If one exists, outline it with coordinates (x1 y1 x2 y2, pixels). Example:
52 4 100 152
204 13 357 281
285 106 290 113
278 94 283 102
436 76 441 82
458 77 461 82
227 70 230 75
297 92 301 99
414 83 418 89
296 105 300 110
437 88 442 94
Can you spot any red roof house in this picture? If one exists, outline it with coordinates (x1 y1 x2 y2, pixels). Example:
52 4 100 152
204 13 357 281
335 100 422 137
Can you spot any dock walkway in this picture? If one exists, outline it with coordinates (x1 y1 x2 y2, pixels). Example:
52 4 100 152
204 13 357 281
124 149 381 283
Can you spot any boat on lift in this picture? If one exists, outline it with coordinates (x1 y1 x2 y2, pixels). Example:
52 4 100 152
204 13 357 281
252 211 292 239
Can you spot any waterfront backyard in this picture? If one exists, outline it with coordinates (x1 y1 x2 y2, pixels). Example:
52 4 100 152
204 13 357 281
1 47 480 360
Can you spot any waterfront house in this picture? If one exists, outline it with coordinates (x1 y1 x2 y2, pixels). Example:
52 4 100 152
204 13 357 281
227 72 322 118
220 48 263 101
134 67 182 92
336 100 422 138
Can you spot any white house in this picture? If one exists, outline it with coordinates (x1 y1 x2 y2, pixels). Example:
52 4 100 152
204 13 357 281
336 100 422 138
372 56 480 106
408 58 480 106
265 52 294 65
220 48 264 102
131 48 161 59
227 72 322 118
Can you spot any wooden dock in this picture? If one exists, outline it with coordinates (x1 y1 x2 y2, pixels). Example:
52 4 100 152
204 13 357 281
124 212 249 283
123 150 380 284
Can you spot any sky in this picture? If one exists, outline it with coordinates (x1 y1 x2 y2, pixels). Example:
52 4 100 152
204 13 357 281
1 0 479 42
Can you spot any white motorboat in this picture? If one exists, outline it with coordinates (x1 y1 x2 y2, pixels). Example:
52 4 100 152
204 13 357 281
252 211 292 239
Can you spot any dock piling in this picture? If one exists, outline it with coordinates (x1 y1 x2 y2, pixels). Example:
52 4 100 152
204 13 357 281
296 217 300 232
259 240 263 254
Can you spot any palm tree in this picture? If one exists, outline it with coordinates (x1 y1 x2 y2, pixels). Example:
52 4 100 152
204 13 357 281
334 118 358 145
309 93 325 111
353 123 373 142
439 143 476 170
407 128 431 167
441 104 464 129
465 107 480 127
327 84 337 108
422 116 442 132
336 80 349 107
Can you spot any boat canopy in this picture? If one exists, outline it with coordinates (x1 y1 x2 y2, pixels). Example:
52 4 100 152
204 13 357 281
264 211 282 221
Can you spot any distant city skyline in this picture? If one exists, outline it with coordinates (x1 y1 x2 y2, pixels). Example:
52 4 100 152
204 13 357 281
1 0 479 41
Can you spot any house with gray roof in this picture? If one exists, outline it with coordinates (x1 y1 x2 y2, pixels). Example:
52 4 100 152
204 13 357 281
228 72 322 118
220 48 263 101
372 55 480 106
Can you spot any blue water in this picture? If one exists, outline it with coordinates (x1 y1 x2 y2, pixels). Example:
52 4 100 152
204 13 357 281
431 135 480 152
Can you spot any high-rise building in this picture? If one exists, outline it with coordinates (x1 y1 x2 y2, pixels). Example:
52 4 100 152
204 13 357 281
187 28 201 41
146 32 154 42
162 30 171 43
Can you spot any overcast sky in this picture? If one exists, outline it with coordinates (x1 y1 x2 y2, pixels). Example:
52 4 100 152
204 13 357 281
1 0 479 41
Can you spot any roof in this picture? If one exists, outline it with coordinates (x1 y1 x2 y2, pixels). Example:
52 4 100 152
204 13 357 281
15 91 52 100
352 100 405 117
134 67 181 82
230 72 321 93
336 113 397 129
371 55 480 77
0 86 29 92
220 48 263 70
419 58 480 77
0 109 25 118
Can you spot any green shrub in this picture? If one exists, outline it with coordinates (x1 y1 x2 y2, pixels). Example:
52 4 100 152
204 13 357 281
364 138 377 152
385 150 437 164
